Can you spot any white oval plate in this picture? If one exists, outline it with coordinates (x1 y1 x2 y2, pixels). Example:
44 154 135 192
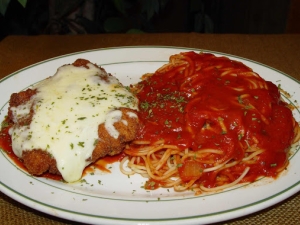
0 47 299 225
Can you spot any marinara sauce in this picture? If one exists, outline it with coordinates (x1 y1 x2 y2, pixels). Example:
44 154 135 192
134 51 297 185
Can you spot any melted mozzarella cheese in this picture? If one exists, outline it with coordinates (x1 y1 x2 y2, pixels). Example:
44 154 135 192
9 62 138 182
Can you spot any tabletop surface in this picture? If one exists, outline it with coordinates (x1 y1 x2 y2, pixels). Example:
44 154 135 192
0 33 299 225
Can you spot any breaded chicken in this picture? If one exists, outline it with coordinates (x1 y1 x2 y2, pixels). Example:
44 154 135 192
19 107 139 176
7 59 139 181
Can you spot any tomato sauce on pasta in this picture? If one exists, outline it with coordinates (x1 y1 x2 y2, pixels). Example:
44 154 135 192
121 51 300 194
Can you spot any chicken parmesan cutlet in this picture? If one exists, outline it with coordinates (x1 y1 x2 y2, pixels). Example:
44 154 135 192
6 59 139 182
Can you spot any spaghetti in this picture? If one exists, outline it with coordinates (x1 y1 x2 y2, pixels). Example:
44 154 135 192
120 51 300 195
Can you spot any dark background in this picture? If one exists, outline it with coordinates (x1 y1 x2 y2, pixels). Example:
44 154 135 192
0 0 299 41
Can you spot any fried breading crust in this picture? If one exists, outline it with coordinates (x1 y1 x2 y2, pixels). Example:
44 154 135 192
93 108 139 160
22 150 60 175
8 88 36 126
